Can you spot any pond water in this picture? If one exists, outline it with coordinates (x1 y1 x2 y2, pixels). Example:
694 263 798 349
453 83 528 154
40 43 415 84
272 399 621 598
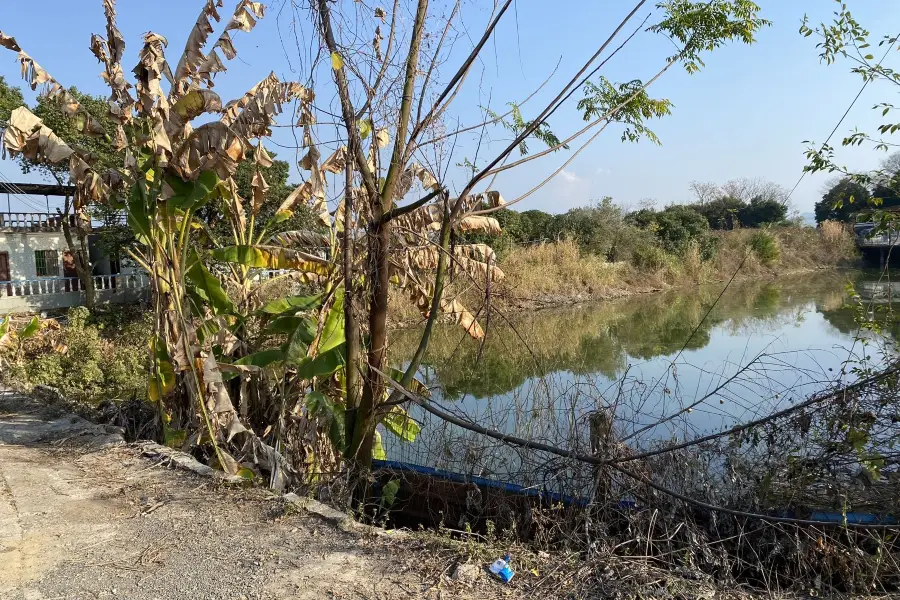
384 270 898 492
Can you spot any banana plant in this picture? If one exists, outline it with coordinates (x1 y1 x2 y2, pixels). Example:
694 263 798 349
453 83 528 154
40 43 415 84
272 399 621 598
0 0 505 486
0 1 313 488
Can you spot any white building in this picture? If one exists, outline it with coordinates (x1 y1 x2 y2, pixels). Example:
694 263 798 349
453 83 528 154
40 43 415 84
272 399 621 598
0 209 148 314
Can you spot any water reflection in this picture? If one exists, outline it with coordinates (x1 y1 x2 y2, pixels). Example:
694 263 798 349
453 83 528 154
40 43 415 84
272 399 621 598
393 273 890 400
386 271 898 489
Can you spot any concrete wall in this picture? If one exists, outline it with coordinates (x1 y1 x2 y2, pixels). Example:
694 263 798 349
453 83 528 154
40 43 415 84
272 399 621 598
0 286 149 314
0 231 68 279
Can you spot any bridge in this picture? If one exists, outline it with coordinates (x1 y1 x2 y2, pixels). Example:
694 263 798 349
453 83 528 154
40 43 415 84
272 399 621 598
854 223 900 267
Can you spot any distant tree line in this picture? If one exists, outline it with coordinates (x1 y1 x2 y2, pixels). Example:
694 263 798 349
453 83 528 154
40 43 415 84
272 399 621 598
467 177 791 265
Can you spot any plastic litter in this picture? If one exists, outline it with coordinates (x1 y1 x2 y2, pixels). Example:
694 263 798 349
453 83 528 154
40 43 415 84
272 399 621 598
489 554 514 583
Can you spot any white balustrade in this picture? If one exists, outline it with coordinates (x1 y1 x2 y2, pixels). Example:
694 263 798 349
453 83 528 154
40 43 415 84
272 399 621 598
0 274 149 298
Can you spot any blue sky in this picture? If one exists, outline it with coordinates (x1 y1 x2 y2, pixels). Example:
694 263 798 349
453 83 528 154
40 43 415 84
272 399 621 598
1 0 898 215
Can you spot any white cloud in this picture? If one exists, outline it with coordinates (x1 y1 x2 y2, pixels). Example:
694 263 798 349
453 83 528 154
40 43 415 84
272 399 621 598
595 166 610 176
559 169 584 184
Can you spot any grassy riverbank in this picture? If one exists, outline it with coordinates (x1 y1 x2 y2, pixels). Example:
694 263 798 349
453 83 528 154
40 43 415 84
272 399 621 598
498 224 857 306
391 224 858 322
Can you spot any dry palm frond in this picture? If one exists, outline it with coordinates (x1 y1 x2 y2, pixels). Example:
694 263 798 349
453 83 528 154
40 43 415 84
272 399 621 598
277 146 346 224
452 244 505 282
394 162 440 199
172 0 224 97
170 121 246 180
404 280 485 340
1 106 115 208
90 0 134 116
223 178 247 235
0 32 21 52
2 106 75 164
221 72 310 130
404 244 504 283
1 33 105 136
133 32 172 117
395 203 444 233
250 142 272 215
456 215 501 235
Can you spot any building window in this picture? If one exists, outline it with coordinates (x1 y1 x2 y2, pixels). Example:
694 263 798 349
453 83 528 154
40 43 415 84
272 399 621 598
35 250 60 277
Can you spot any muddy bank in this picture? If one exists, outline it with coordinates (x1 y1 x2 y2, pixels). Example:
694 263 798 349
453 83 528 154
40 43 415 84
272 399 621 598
0 388 792 600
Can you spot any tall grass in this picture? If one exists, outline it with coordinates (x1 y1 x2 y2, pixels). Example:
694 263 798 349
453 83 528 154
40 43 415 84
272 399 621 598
497 225 858 306
499 240 622 298
387 225 859 322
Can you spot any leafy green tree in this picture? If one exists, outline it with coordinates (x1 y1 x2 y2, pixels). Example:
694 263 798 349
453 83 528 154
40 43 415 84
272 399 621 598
739 196 788 227
519 209 559 242
814 178 871 224
0 75 25 124
693 195 746 229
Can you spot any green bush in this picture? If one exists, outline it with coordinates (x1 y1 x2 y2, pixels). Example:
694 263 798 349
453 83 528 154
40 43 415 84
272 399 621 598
748 230 780 266
631 244 676 271
628 205 711 255
699 234 719 261
3 306 150 404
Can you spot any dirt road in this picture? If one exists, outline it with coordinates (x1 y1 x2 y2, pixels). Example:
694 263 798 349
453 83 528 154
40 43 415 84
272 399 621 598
0 389 509 600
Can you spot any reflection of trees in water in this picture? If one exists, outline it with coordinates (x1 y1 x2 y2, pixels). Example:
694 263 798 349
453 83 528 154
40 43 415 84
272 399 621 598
818 277 900 346
393 274 855 399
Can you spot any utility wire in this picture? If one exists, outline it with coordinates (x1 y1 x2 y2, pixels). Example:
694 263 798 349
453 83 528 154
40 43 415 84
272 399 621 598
0 171 50 212
627 32 900 441
787 33 898 200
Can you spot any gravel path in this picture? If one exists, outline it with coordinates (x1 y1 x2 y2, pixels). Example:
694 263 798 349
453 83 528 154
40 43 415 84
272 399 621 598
0 389 508 600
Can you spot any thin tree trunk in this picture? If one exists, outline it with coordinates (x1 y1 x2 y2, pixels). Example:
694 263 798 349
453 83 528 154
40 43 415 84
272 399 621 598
60 194 95 310
342 146 361 455
350 0 430 484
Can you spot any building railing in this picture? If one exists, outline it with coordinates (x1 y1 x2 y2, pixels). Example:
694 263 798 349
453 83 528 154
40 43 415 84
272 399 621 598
858 232 900 247
0 273 150 298
0 212 79 233
856 224 900 247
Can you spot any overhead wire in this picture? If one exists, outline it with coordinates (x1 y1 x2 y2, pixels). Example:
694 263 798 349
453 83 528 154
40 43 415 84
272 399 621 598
626 31 900 441
0 170 50 212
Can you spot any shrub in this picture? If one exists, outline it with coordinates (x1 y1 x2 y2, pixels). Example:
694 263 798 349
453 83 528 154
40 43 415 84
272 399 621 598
606 224 659 263
820 219 846 244
699 234 719 261
3 306 150 404
747 230 780 266
631 244 676 271
629 205 711 255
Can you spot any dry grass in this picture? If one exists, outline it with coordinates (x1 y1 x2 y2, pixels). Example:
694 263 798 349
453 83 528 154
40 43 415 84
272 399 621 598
387 226 860 324
499 226 859 306
820 219 847 245
711 225 857 277
499 240 624 299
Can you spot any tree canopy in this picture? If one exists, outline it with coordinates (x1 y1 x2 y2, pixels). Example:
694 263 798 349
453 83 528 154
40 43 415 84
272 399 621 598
815 178 872 224
0 75 24 125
